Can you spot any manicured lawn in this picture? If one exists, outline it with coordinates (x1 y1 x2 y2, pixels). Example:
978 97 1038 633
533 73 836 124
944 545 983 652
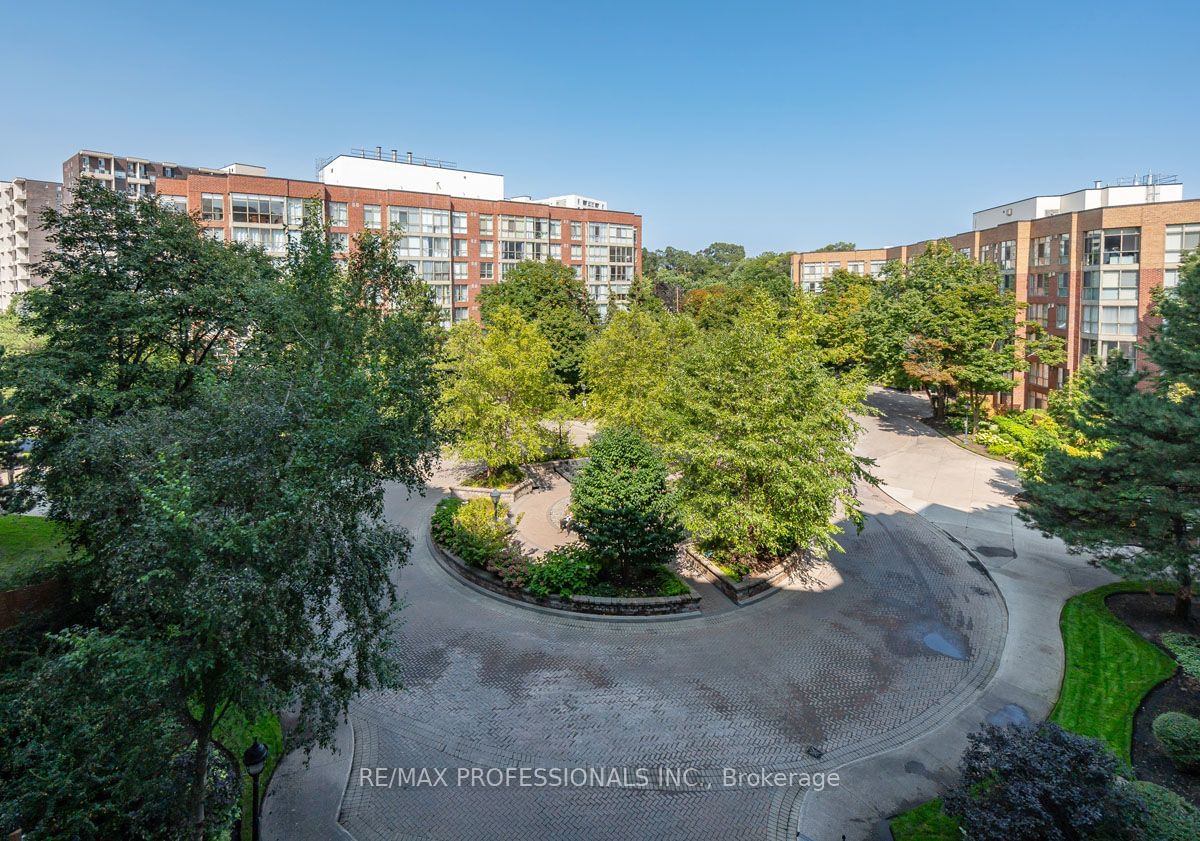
214 706 284 841
889 798 959 841
0 514 71 590
1049 581 1177 762
890 580 1178 837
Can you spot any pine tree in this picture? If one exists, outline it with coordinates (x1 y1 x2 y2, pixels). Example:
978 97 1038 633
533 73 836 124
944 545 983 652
1022 254 1200 618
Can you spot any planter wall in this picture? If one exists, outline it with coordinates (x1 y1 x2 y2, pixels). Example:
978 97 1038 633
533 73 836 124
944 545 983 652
430 535 700 617
681 546 795 605
0 576 65 629
449 478 535 504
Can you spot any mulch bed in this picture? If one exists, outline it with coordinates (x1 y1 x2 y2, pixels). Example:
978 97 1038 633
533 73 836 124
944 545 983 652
1107 591 1200 806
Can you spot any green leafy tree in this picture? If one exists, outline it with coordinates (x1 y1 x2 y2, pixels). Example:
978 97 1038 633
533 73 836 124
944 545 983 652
729 251 796 304
865 240 1062 427
662 293 872 565
477 259 598 390
814 241 857 252
581 307 695 440
812 268 876 372
1021 254 1200 619
642 243 746 289
0 177 277 511
570 427 683 583
438 305 564 477
0 199 442 837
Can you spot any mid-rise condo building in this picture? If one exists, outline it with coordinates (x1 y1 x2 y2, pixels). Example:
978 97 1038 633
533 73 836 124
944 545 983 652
0 178 62 310
792 175 1200 409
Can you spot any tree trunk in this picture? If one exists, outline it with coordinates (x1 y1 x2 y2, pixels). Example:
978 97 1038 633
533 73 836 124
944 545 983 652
1176 581 1192 621
189 698 216 840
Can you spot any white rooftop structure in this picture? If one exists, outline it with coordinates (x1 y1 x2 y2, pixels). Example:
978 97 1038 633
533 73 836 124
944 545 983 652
973 173 1184 231
317 149 504 200
519 193 608 211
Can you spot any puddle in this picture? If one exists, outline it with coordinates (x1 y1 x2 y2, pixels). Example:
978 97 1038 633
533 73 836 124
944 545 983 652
922 630 968 660
986 703 1030 727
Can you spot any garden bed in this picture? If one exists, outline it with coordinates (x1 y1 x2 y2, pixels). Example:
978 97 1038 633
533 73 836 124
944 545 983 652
1107 590 1200 807
680 545 796 605
449 470 535 504
429 532 700 618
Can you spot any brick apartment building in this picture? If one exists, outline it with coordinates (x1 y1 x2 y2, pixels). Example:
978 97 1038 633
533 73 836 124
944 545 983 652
0 178 62 310
792 176 1200 409
153 148 642 325
62 150 225 199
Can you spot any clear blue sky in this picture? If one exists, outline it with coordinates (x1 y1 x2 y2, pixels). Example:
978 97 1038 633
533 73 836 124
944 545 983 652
4 0 1197 255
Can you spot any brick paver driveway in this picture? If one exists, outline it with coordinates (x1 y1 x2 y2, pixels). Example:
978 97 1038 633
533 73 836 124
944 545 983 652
326 478 1006 840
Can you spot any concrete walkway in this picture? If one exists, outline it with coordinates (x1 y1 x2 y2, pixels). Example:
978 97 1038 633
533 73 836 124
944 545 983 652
789 388 1114 840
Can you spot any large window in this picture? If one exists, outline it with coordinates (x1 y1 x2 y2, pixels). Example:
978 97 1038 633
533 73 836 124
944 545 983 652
327 201 348 227
452 239 468 257
363 204 381 230
201 193 224 221
453 263 468 280
232 226 287 252
1054 304 1068 329
549 220 562 240
610 246 634 264
870 260 886 274
1058 233 1071 263
570 221 582 240
480 240 494 258
1057 272 1070 297
1027 303 1049 327
1031 236 1052 266
389 207 449 235
394 236 449 259
1099 269 1138 300
231 194 284 225
1165 223 1200 264
452 212 467 235
1087 228 1140 265
479 214 494 236
479 262 494 280
329 232 349 252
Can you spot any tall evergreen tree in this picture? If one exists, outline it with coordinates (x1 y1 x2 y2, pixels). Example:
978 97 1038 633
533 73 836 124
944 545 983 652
1022 254 1200 618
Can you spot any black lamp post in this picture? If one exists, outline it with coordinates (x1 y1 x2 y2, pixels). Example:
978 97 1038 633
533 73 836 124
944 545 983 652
490 488 501 521
243 739 269 841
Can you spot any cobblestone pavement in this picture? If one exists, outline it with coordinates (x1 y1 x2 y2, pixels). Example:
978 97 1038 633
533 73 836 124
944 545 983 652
323 476 1006 841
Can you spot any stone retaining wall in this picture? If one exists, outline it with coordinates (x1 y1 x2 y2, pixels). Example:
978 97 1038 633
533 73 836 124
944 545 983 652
449 477 535 503
681 546 795 605
430 534 700 617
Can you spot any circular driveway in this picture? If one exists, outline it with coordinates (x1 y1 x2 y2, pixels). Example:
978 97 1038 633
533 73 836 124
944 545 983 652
334 480 1006 840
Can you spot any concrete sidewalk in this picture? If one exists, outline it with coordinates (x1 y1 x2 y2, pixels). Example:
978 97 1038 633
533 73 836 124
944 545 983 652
789 388 1113 840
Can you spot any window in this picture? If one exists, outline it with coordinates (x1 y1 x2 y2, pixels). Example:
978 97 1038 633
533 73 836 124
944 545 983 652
1165 223 1200 264
329 232 349 252
231 194 284 225
1165 268 1179 289
1029 363 1049 387
453 285 468 303
480 240 494 257
570 222 582 240
1082 304 1099 334
1055 304 1068 329
479 214 494 236
232 226 287 253
202 227 226 242
479 262 494 280
287 198 307 227
453 262 468 280
550 220 562 240
572 266 582 280
201 193 224 221
1100 269 1138 300
1029 273 1049 296
1104 228 1140 264
327 201 348 227
588 223 606 243
452 212 467 235
549 244 562 260
870 260 886 274
363 204 381 230
1031 236 1052 266
610 246 634 264
587 245 608 263
389 207 449 235
1058 233 1071 263
958 247 972 259
158 194 188 213
589 265 609 282
847 261 864 274
1057 273 1070 297
394 237 449 259
1099 305 1138 336
1027 303 1049 327
502 241 526 261
453 239 468 257
570 245 582 261
453 306 469 322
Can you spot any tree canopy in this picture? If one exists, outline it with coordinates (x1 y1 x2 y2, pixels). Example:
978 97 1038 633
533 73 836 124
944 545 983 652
1021 253 1200 618
477 259 597 391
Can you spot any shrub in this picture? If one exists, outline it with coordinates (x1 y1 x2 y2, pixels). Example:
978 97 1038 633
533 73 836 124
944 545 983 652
1152 712 1200 771
1126 780 1200 841
570 427 683 584
431 497 514 569
1161 633 1200 681
943 722 1141 841
525 544 598 598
